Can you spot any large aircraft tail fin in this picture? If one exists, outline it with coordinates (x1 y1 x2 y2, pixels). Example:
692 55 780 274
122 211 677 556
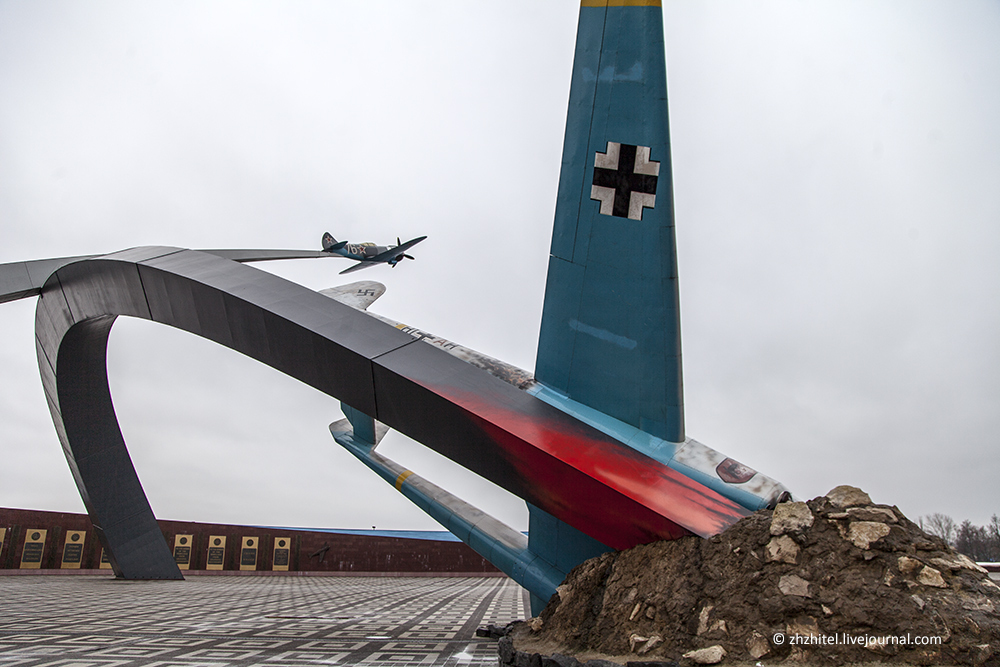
535 1 683 443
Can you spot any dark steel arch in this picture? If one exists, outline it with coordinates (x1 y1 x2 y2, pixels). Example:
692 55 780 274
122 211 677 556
32 246 744 579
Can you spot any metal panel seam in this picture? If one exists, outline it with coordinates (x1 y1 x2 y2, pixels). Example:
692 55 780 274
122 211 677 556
573 6 611 261
370 338 424 422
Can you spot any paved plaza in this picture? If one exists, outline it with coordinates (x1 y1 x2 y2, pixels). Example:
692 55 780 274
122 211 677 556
0 575 528 666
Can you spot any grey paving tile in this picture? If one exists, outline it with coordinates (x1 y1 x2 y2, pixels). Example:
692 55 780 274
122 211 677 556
0 576 527 666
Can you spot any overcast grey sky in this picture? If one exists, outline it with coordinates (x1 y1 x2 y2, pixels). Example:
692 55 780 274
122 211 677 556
2 1 998 533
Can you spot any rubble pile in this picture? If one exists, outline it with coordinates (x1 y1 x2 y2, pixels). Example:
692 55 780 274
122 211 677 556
504 487 1000 666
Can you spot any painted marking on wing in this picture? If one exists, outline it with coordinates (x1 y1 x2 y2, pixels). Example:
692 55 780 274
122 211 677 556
569 319 637 350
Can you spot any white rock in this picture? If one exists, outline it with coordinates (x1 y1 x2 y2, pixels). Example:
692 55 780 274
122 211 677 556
770 502 814 535
683 645 727 664
826 485 872 508
847 521 891 549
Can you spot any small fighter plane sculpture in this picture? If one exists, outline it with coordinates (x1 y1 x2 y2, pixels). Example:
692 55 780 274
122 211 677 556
321 232 426 274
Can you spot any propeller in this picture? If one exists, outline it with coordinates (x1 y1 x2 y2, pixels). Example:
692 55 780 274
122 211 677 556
390 238 415 267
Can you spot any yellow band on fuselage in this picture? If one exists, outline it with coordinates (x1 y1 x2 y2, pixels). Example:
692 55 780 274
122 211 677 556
581 0 662 7
394 469 414 491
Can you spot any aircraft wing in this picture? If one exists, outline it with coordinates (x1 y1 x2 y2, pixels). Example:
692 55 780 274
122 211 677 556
370 236 427 263
338 261 375 275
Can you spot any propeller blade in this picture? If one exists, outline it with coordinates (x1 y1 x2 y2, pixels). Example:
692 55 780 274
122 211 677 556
403 254 414 260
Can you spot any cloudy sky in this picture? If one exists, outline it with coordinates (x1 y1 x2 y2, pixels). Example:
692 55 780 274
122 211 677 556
1 1 998 535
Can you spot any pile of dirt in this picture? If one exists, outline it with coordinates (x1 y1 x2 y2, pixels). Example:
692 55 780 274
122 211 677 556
506 486 1000 666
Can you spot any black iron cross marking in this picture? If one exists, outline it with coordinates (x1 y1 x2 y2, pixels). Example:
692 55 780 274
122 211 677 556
590 142 659 220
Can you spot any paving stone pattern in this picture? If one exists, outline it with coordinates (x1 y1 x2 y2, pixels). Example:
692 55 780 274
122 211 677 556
0 575 528 666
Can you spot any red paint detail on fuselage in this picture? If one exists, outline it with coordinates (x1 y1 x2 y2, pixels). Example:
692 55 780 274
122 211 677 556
413 377 749 551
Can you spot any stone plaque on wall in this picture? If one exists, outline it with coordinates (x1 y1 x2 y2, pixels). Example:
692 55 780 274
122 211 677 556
99 548 112 569
173 534 193 570
240 536 258 571
206 535 226 570
272 537 290 571
20 529 46 569
61 530 87 568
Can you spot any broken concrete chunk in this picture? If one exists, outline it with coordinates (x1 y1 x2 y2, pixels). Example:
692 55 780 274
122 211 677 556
911 594 926 609
917 566 947 588
765 535 800 564
696 605 713 636
847 521 891 549
826 485 872 508
528 617 544 631
746 631 771 659
638 634 662 654
628 633 649 652
786 616 820 638
709 619 728 636
779 574 812 597
821 604 833 616
682 645 726 665
898 555 923 576
629 602 642 621
770 501 814 535
846 506 897 523
931 554 989 574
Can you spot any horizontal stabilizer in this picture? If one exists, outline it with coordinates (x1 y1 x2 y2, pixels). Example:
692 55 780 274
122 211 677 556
319 281 386 311
329 421 566 605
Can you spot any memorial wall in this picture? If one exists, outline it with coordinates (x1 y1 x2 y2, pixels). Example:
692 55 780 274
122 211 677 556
0 508 501 575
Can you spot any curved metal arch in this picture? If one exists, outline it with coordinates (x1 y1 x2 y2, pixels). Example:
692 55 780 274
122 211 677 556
34 246 745 579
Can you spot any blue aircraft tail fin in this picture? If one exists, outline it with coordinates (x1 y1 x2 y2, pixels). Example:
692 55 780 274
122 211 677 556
535 0 683 443
321 232 347 252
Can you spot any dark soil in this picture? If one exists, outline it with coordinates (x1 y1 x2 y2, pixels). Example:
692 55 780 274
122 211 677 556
510 487 1000 666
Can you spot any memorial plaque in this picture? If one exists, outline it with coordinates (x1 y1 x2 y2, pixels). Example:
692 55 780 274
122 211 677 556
206 535 226 570
99 548 112 569
239 536 258 571
20 529 46 569
61 530 87 568
272 537 290 571
0 528 6 558
173 534 193 570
